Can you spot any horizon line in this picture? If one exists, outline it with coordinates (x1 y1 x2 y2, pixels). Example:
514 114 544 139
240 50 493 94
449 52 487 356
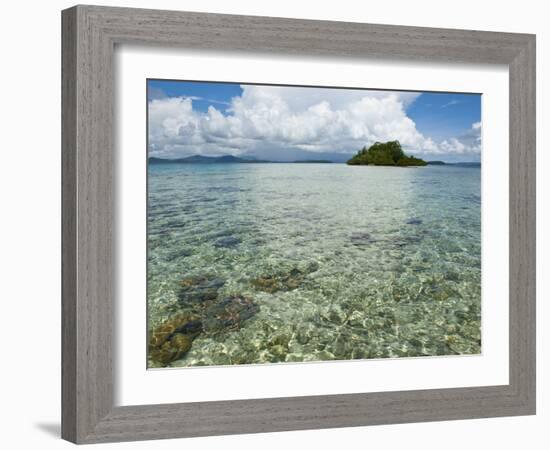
148 155 481 165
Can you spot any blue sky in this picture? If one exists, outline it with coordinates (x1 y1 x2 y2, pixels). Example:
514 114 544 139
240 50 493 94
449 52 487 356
147 79 481 162
148 80 241 113
406 92 481 143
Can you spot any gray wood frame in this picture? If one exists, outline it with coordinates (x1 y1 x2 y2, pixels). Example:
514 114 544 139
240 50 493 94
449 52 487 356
62 5 536 444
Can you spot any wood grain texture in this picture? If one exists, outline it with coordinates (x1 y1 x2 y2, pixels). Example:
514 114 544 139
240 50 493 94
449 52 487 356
508 36 536 408
61 5 536 444
61 7 77 443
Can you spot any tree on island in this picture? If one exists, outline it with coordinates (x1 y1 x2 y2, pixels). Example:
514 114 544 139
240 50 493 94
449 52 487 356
346 141 427 166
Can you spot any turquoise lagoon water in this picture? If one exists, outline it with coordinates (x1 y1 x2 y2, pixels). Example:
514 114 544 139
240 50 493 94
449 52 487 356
147 163 481 368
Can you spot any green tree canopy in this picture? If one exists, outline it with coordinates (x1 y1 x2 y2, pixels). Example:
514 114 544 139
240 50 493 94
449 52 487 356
347 141 427 166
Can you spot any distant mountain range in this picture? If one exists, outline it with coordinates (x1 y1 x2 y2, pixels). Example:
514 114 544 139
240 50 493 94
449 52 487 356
148 155 480 166
148 155 333 164
426 161 481 167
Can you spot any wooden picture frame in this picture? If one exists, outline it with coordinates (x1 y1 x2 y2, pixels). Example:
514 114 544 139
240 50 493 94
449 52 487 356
61 5 536 444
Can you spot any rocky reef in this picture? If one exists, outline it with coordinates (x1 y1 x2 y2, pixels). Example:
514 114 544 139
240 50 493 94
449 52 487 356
251 268 305 293
177 276 225 304
148 313 203 366
251 263 319 293
149 275 261 367
149 263 324 366
203 295 259 332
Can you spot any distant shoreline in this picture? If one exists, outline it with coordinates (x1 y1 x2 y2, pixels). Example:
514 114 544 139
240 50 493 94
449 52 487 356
149 157 333 164
149 155 480 167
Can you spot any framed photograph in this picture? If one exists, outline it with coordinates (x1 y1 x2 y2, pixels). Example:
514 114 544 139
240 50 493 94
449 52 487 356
62 5 536 444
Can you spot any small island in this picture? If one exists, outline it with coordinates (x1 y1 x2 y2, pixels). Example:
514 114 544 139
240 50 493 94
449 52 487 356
346 141 427 167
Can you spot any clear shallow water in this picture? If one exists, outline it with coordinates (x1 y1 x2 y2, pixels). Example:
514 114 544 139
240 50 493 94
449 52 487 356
147 163 481 368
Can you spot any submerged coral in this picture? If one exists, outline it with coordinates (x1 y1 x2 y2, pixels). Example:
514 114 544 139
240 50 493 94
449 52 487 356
177 276 225 304
214 236 241 248
148 313 203 366
150 277 261 366
203 295 260 332
251 263 318 293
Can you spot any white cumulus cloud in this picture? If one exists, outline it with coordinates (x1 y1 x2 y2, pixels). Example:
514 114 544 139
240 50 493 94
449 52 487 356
436 121 482 155
148 86 479 160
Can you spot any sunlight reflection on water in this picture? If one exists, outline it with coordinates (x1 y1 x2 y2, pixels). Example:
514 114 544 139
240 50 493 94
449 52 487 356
147 163 481 368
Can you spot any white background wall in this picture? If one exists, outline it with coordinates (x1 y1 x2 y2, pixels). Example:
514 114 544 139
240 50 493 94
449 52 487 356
0 0 546 448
